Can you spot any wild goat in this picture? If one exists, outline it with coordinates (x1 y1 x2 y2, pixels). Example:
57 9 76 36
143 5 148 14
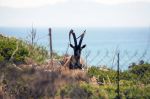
62 55 85 69
63 29 86 69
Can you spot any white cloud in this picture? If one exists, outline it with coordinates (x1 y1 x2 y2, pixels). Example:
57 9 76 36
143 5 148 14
94 0 150 5
0 0 67 8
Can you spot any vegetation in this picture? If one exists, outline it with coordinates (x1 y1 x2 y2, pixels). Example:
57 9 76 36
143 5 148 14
0 34 150 98
87 62 150 98
0 34 48 64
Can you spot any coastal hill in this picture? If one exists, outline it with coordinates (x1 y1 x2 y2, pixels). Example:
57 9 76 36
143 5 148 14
0 34 150 99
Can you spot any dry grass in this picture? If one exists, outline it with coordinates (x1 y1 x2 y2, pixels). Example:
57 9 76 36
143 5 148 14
0 61 91 99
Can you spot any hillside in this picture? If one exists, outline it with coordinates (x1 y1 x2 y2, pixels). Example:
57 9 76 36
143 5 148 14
0 34 150 99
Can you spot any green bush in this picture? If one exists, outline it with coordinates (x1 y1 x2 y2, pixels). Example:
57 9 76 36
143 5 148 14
129 64 150 84
88 66 117 83
0 35 48 64
0 36 29 63
123 85 150 99
28 45 48 63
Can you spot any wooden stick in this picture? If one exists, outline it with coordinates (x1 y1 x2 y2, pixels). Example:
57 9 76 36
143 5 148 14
49 28 53 70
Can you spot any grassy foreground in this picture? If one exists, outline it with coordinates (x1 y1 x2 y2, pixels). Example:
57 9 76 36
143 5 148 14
0 34 150 99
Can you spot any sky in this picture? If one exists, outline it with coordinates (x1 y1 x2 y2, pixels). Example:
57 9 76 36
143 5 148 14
0 0 150 27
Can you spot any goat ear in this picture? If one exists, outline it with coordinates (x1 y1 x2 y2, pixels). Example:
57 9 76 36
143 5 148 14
70 44 74 48
81 44 86 49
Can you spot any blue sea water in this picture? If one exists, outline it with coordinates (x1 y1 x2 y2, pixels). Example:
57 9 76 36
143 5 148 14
0 27 150 70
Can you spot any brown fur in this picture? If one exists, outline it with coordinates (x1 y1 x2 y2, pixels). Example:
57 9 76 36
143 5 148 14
63 55 85 69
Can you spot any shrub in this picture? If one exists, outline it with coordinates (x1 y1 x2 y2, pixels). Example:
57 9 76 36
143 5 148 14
0 36 28 63
124 85 150 99
0 35 48 64
129 64 150 84
88 66 117 83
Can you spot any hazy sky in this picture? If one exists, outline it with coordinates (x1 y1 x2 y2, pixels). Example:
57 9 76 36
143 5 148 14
0 0 150 27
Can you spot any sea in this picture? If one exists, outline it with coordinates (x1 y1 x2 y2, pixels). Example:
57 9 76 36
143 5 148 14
0 27 150 70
